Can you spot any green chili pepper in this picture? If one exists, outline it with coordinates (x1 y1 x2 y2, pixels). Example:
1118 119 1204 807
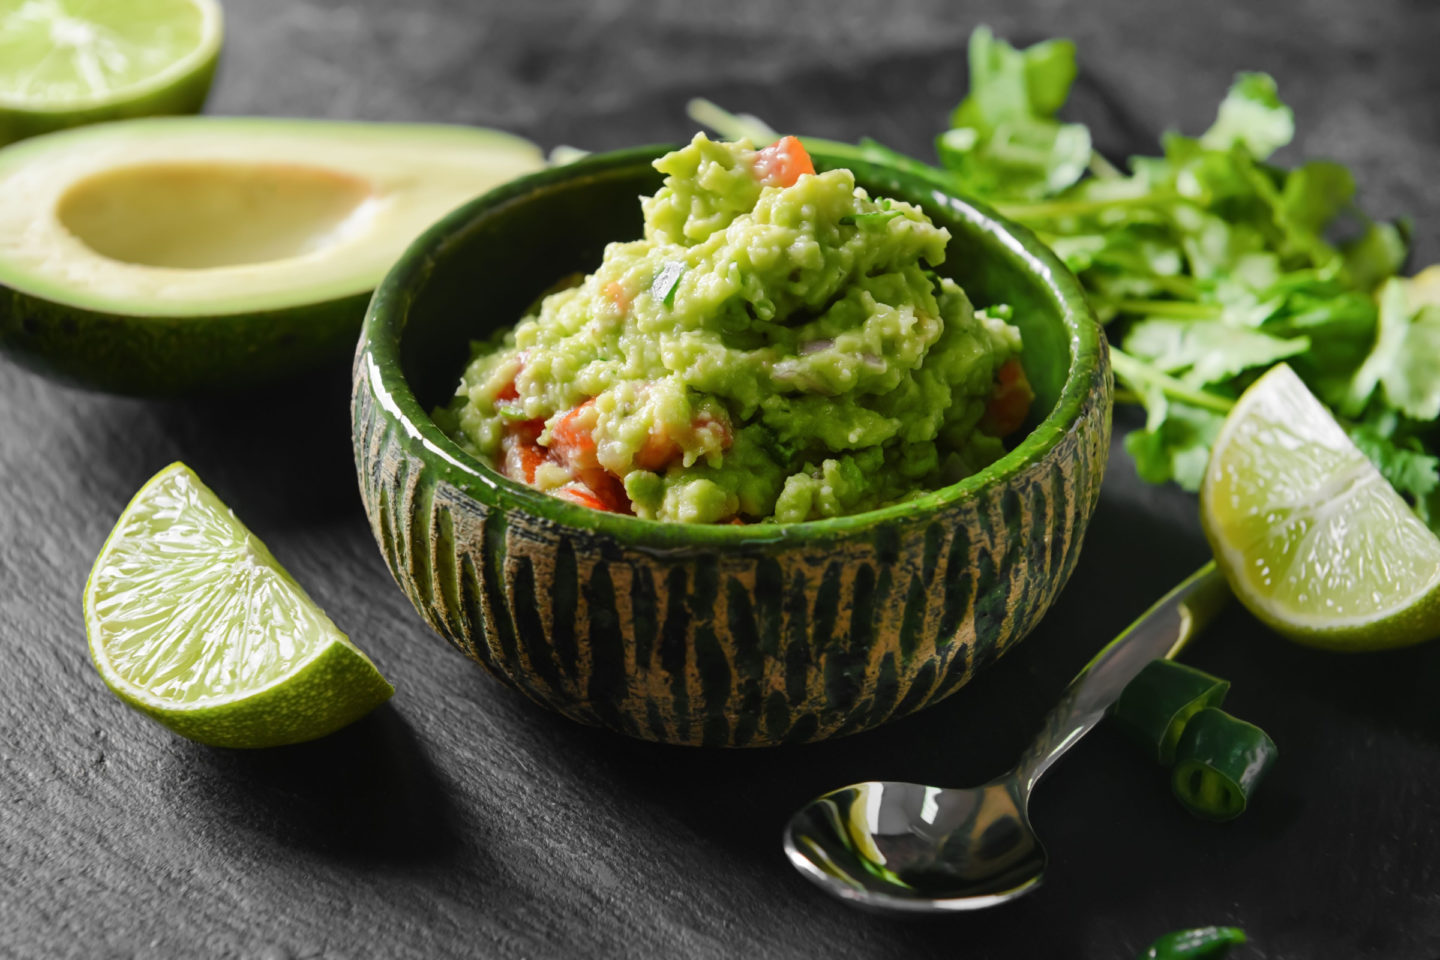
1172 708 1277 821
1112 659 1230 765
1137 926 1246 959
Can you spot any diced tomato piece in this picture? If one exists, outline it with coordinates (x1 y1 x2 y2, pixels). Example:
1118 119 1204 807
504 442 547 484
556 483 608 511
556 478 630 514
634 430 682 472
632 413 733 472
498 404 632 513
496 353 528 404
753 136 815 188
602 281 631 313
500 418 548 483
510 417 544 444
980 359 1036 438
728 516 747 526
591 473 632 513
701 414 733 450
548 399 633 509
496 397 645 514
551 399 603 486
551 400 598 459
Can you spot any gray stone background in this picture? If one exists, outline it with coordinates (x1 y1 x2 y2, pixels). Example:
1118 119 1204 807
4 1 1439 958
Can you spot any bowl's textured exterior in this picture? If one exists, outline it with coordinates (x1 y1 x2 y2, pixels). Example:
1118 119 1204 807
352 146 1111 746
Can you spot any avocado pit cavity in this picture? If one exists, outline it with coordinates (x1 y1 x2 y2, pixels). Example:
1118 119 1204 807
57 162 375 269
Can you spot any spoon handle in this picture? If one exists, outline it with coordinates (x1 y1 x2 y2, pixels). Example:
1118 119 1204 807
1016 561 1231 793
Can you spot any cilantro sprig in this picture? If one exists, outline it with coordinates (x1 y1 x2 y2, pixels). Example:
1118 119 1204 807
929 31 1435 522
691 27 1440 529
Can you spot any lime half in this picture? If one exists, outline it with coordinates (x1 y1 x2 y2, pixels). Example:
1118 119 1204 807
0 0 222 145
1201 364 1440 650
85 463 393 748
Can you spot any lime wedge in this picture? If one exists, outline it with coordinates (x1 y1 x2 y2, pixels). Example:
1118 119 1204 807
0 0 222 145
84 463 393 747
1201 364 1440 650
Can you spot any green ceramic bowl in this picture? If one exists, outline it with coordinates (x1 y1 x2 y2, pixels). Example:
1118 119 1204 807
351 145 1111 747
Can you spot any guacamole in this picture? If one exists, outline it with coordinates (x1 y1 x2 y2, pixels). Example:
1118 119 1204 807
440 133 1030 524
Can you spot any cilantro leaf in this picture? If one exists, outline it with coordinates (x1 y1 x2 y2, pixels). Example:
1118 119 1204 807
1347 422 1440 512
1343 220 1410 291
1281 161 1355 235
1123 318 1309 388
1023 37 1079 116
1348 276 1440 421
1262 285 1377 407
952 27 1077 128
1123 398 1227 491
1199 73 1295 161
938 27 1091 200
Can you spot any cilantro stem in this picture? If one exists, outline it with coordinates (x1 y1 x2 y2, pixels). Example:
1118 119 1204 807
1114 387 1145 406
686 97 778 144
994 191 1175 221
1149 275 1203 299
1110 348 1237 413
1102 298 1224 320
1087 151 1124 180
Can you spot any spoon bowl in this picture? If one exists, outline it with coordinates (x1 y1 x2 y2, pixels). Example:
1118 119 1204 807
785 778 1045 913
784 564 1231 914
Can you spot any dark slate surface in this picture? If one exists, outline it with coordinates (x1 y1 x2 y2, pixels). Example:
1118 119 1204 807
4 1 1440 957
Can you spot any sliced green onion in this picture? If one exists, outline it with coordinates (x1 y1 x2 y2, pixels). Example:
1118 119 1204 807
1137 926 1247 959
1112 659 1230 765
651 261 685 308
1171 708 1277 822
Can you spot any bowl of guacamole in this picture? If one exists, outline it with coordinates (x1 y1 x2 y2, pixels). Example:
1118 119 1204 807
436 134 1032 524
352 137 1110 746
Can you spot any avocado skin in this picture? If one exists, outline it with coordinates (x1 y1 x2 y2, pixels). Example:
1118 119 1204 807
0 54 219 147
0 281 369 396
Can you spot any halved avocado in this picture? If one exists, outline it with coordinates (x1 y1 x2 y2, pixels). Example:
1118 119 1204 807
0 117 543 395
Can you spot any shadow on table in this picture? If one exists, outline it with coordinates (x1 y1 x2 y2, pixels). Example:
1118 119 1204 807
163 703 464 868
97 359 363 531
1195 591 1440 751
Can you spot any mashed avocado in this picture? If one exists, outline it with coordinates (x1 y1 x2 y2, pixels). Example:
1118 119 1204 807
440 133 1028 524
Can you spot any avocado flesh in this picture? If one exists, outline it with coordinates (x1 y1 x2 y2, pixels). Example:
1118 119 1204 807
0 117 543 394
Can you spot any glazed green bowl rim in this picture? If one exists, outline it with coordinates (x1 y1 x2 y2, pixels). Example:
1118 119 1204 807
358 143 1103 551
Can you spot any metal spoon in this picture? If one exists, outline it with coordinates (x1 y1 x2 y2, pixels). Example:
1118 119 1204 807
784 562 1230 914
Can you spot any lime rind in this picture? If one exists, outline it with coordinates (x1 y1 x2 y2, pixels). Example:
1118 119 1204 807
107 637 395 749
1201 364 1440 649
85 462 393 747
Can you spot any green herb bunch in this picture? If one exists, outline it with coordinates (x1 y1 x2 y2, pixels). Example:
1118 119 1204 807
693 27 1440 528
